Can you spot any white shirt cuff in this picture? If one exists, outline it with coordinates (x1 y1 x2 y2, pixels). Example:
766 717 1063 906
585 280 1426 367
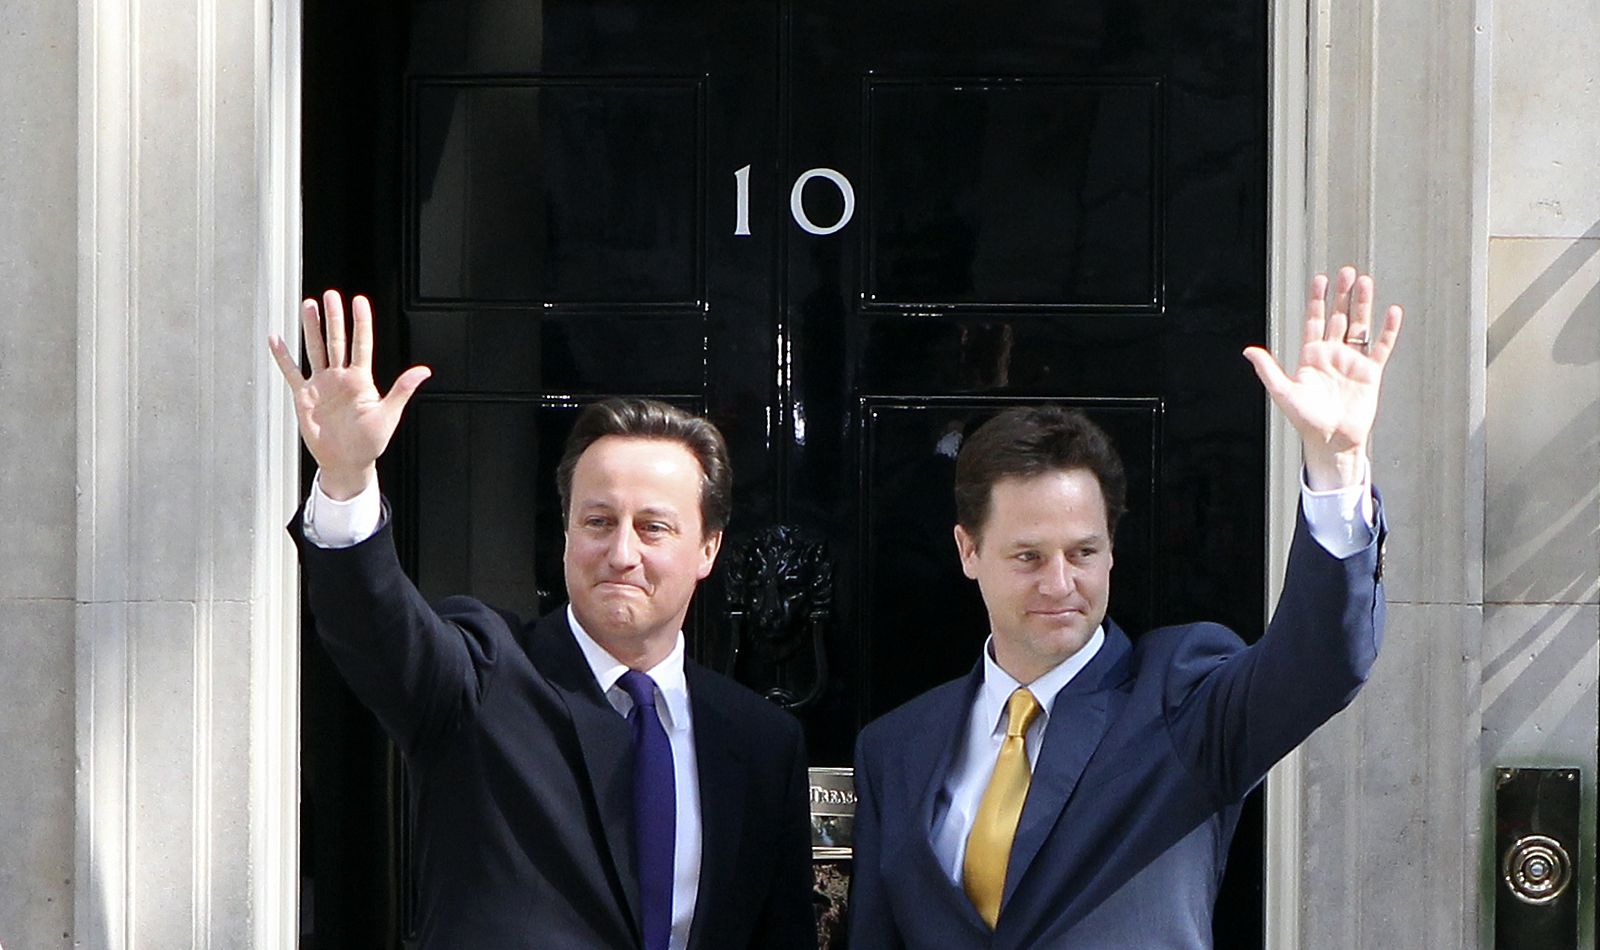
1299 458 1376 559
301 470 383 549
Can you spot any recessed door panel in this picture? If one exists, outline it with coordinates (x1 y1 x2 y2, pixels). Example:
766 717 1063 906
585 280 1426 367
865 79 1160 309
411 79 704 307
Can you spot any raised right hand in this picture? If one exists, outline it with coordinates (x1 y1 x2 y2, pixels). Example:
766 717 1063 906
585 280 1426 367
268 290 431 500
1242 267 1403 490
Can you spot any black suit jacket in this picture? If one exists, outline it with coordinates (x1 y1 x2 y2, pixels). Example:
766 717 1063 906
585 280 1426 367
292 513 816 950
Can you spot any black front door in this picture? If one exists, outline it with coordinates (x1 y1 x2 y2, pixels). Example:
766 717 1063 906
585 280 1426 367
301 1 1268 946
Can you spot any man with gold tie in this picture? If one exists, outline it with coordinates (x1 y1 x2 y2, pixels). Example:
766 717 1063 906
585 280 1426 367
848 268 1404 948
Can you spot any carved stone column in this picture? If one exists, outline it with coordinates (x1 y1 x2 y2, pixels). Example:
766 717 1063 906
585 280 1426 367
1264 0 1489 946
74 0 302 945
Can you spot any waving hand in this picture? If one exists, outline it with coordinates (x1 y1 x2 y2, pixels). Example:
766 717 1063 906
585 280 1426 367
1243 267 1404 489
267 291 432 499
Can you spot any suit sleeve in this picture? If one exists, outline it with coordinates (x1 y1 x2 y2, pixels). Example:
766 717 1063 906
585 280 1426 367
846 730 907 950
1165 495 1387 801
290 503 507 759
750 720 819 950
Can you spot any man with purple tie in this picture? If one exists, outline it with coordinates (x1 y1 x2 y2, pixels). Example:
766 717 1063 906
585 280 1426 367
270 291 815 950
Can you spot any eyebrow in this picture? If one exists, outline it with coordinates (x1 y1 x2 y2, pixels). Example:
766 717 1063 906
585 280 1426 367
1005 534 1106 550
634 506 682 521
574 501 682 521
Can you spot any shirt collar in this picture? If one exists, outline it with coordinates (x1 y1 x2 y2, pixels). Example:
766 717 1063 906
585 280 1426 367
978 625 1106 737
566 605 692 733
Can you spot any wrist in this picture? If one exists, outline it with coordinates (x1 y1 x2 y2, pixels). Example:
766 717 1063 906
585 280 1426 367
319 465 377 502
1303 447 1366 491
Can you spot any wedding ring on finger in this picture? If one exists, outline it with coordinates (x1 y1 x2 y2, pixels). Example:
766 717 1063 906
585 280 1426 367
1344 332 1370 350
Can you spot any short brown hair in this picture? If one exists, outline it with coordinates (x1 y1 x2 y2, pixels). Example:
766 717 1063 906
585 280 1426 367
555 398 733 536
953 406 1127 540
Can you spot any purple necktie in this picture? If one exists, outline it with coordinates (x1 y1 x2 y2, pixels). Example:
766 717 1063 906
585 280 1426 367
618 670 675 950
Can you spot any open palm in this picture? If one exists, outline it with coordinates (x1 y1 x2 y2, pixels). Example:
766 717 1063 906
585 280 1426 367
268 291 431 498
1243 267 1403 487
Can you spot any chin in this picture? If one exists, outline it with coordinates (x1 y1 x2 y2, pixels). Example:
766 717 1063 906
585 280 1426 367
1037 628 1094 660
580 604 634 633
606 606 644 627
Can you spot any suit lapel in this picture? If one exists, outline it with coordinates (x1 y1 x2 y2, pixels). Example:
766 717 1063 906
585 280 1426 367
683 664 745 950
912 665 983 838
1002 624 1133 905
528 612 643 942
903 666 994 932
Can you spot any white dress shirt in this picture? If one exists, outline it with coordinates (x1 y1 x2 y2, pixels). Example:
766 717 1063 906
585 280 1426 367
301 474 704 950
930 627 1106 882
566 608 703 950
929 472 1377 885
300 470 384 548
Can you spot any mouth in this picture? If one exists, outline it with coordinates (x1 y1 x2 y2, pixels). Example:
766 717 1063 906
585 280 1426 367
596 580 647 594
1028 606 1082 618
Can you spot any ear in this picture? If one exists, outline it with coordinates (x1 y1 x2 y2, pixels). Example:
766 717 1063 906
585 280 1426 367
696 529 724 580
953 524 981 580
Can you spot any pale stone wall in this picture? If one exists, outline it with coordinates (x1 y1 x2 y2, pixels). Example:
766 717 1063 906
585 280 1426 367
0 2 79 948
1482 0 1600 945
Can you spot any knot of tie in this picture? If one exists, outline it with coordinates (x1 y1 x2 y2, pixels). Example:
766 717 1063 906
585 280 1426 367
618 669 658 711
1004 688 1041 739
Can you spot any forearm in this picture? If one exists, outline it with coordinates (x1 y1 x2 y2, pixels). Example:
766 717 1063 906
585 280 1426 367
291 510 494 755
1170 496 1386 799
1243 497 1385 770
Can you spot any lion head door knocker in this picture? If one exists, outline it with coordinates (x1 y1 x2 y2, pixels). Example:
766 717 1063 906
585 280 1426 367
724 525 834 712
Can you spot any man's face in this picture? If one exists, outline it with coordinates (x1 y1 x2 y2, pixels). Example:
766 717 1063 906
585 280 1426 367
564 436 722 650
953 468 1113 684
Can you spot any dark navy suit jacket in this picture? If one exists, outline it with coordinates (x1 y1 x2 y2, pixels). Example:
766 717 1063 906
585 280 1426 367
849 501 1386 949
293 513 816 950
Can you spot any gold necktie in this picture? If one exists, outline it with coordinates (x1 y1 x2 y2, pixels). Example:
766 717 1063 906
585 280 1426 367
963 687 1042 929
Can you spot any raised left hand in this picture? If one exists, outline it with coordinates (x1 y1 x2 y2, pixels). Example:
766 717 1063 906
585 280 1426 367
1243 266 1404 489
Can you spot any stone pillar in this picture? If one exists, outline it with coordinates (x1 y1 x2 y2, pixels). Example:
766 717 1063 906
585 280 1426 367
1265 0 1490 945
72 0 301 945
0 0 80 947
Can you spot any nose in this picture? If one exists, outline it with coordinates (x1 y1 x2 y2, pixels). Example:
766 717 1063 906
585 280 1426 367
1037 553 1075 597
606 526 642 571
